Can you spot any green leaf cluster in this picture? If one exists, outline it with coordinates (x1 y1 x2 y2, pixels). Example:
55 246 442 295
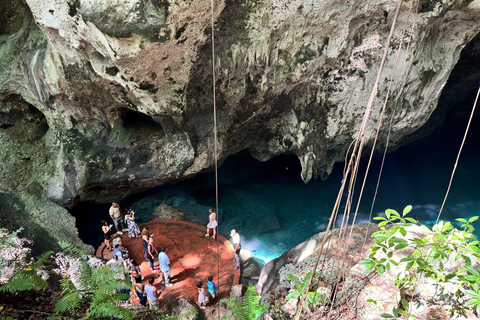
52 242 135 320
220 285 268 320
360 206 480 318
0 228 52 292
285 272 330 309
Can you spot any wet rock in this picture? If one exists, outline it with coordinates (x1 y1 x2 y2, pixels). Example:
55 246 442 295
150 203 204 225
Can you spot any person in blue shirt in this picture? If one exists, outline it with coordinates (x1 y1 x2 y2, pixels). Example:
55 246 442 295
114 244 129 261
206 275 216 298
158 247 173 287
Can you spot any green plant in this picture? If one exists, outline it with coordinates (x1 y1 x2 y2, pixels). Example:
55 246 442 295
360 205 480 318
285 271 330 308
0 227 52 292
50 242 135 320
220 285 268 320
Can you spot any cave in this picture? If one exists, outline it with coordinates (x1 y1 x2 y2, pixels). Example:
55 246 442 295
117 107 165 140
0 94 49 142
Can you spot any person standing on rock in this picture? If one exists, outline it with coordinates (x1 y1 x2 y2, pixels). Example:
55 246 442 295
134 274 147 307
125 209 140 238
206 275 216 299
101 220 113 251
141 227 149 248
230 229 241 270
205 208 217 238
145 277 160 309
197 281 208 309
158 247 173 287
147 237 158 272
109 202 125 234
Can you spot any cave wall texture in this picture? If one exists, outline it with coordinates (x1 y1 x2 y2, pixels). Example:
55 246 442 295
0 0 479 210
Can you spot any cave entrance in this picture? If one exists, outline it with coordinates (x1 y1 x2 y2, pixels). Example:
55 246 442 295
117 107 165 140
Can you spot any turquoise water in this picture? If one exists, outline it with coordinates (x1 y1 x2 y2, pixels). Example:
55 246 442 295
72 99 480 264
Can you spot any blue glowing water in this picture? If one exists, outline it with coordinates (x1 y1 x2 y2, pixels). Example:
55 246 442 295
73 105 480 265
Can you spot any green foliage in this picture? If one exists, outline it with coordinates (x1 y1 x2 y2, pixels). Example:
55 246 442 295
0 236 185 320
220 285 268 320
361 206 480 318
285 272 330 309
53 242 135 320
0 227 52 292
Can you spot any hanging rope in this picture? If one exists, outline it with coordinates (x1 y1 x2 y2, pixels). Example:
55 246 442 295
324 1 417 311
436 87 480 223
293 1 405 319
361 0 421 251
210 0 221 318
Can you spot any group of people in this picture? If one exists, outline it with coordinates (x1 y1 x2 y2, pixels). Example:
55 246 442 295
101 203 241 310
101 202 141 250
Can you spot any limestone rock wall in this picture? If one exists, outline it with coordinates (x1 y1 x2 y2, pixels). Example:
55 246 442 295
0 0 479 205
0 189 93 254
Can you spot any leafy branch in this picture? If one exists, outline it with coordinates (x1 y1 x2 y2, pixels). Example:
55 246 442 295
360 206 480 319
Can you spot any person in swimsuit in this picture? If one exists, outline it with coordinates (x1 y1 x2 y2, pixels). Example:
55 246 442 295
205 208 217 238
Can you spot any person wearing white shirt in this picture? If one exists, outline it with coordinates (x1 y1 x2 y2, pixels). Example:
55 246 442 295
230 229 241 270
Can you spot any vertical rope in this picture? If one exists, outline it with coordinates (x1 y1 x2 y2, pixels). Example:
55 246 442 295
436 87 480 223
361 0 420 251
210 0 221 318
324 2 416 311
211 0 219 226
293 1 404 318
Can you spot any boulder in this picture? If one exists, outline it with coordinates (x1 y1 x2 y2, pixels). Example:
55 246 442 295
150 203 204 225
354 273 400 320
230 284 243 299
163 298 205 320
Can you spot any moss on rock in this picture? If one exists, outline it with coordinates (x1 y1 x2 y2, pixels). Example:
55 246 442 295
0 190 93 255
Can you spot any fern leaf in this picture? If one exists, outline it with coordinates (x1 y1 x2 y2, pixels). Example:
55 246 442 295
45 316 73 320
85 303 135 320
32 251 54 269
0 274 47 292
55 291 81 314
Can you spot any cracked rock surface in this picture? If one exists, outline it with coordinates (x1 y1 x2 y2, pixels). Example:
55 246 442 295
0 0 479 208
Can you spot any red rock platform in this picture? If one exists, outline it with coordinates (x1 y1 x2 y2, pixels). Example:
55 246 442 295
96 219 240 306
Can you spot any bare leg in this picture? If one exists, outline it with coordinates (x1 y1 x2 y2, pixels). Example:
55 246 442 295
205 228 210 236
114 221 120 233
235 252 240 269
104 239 112 250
